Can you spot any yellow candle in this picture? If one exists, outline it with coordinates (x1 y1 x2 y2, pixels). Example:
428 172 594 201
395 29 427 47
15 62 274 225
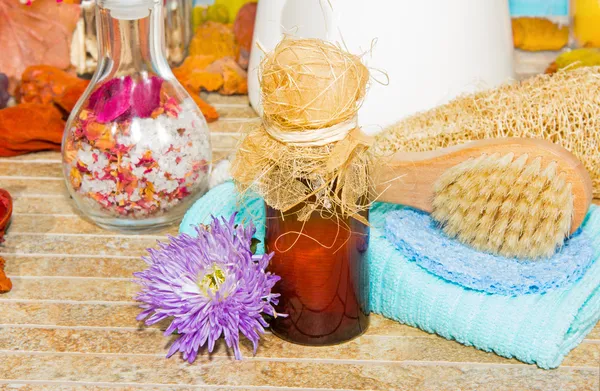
573 0 600 47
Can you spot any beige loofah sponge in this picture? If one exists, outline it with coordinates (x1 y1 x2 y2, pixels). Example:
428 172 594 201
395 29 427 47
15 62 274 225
375 67 600 198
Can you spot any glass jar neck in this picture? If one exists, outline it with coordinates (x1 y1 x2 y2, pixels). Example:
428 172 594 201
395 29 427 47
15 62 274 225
95 2 168 76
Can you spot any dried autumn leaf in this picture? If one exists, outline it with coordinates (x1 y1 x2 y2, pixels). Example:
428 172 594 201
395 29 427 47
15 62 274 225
233 2 256 52
0 256 12 293
189 21 239 60
0 103 65 157
18 65 89 112
174 55 219 73
173 55 224 92
233 1 257 69
184 72 224 92
205 57 248 95
183 85 219 123
0 0 81 90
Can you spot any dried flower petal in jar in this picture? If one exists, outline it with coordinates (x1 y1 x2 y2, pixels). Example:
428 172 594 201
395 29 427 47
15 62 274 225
64 75 209 222
62 0 211 232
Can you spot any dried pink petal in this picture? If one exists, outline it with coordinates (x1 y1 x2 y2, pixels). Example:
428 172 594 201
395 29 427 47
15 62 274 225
132 76 163 118
88 76 133 123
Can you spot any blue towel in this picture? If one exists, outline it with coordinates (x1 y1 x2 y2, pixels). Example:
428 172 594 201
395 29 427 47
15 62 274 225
384 208 596 296
180 181 600 369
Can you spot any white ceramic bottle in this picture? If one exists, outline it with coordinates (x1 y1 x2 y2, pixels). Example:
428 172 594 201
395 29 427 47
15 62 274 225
248 0 515 133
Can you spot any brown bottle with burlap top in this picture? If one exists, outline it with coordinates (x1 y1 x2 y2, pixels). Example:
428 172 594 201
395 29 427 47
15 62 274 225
266 204 370 345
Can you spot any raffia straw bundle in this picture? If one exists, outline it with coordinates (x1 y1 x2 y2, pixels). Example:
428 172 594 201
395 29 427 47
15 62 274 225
231 38 372 223
374 67 600 197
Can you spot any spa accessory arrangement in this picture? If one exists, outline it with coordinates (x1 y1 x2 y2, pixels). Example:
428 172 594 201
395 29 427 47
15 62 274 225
177 36 600 367
1 0 600 388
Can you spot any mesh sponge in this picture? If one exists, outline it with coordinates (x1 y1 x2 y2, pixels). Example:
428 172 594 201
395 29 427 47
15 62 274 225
375 67 600 197
385 208 594 296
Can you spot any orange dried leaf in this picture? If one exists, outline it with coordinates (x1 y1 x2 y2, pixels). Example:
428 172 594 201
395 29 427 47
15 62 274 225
184 85 219 123
189 21 239 60
233 2 257 69
221 66 248 95
0 0 81 90
19 65 89 112
0 103 65 157
206 57 248 95
512 17 568 51
233 2 257 52
183 72 224 92
0 258 11 293
173 56 224 92
173 55 218 75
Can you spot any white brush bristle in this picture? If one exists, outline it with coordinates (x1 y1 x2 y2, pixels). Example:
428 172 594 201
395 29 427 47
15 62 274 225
431 153 574 259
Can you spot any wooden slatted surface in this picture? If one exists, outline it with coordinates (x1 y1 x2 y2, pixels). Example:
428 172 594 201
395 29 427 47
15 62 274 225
0 94 599 391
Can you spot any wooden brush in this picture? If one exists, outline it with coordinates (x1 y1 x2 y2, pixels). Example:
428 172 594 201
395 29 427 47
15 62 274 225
374 137 593 259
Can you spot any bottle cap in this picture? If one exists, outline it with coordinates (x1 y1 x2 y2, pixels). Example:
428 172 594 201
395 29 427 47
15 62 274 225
98 0 158 20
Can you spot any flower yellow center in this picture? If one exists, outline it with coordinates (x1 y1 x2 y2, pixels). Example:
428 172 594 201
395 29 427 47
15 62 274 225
199 265 226 293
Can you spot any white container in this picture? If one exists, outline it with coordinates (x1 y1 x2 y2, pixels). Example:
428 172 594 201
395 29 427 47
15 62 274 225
248 0 515 134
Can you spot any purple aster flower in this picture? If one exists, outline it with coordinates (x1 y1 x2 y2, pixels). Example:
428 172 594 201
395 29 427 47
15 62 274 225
134 214 283 362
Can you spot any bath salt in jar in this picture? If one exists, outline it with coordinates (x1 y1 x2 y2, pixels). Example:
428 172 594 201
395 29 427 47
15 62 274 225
62 0 211 232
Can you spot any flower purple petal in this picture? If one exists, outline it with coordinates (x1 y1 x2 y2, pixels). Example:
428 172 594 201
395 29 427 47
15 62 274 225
132 76 163 118
89 76 133 123
134 214 284 362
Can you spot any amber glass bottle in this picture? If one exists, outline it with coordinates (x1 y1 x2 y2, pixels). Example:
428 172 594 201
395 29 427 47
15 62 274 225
265 205 370 345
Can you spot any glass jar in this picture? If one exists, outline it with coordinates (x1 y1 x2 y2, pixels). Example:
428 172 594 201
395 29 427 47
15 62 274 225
265 204 370 345
510 0 570 51
62 0 211 233
70 0 98 76
70 0 194 76
571 0 600 47
164 0 194 66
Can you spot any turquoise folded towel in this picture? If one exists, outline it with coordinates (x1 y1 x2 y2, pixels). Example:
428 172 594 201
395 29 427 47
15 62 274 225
180 181 600 369
385 208 596 296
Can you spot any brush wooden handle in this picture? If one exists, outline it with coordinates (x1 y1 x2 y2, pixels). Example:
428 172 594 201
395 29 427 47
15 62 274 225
374 137 593 234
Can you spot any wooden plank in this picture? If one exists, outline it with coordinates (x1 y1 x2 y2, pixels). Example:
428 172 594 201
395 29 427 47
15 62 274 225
1 234 160 257
0 353 597 391
0 326 596 367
